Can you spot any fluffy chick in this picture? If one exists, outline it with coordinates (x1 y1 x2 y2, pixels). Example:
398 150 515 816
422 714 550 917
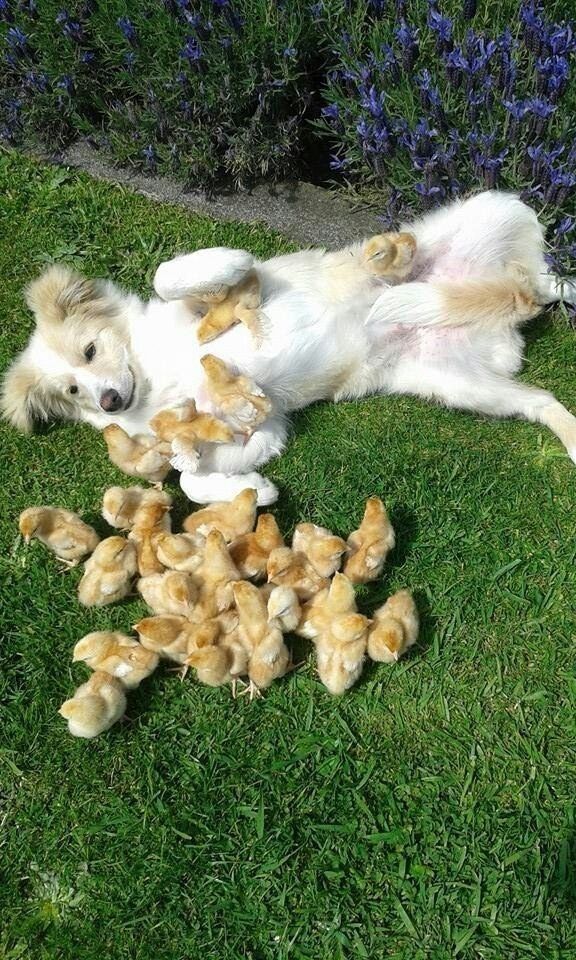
128 500 172 577
297 572 357 639
315 613 370 696
72 631 159 689
78 536 138 606
101 486 172 531
200 354 272 435
58 671 127 738
343 497 395 584
267 546 329 600
266 586 301 633
155 531 205 573
292 522 347 579
134 614 192 663
232 580 290 697
137 570 198 617
367 589 419 663
102 424 172 484
196 269 261 344
196 529 242 615
184 620 233 687
19 506 100 565
229 512 284 580
183 488 257 543
149 400 233 467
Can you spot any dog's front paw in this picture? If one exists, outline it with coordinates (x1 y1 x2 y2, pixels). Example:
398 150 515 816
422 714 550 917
154 249 254 302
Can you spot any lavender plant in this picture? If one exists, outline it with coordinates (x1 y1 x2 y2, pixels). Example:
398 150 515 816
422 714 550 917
0 0 574 288
319 0 576 286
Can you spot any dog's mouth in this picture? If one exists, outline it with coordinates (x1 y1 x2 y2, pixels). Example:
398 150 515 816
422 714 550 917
123 370 136 411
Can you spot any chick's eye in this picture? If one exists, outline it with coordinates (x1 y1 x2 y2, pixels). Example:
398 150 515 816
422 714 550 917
84 343 96 362
68 385 78 395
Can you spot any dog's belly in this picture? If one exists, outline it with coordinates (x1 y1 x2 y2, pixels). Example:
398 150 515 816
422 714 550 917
121 291 369 431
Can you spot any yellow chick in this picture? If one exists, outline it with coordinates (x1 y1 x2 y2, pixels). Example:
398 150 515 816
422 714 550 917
232 580 290 698
19 506 100 565
184 620 234 687
149 400 233 466
196 269 261 344
137 570 198 617
292 522 347 579
134 614 192 664
155 531 205 573
249 623 291 695
101 486 172 531
183 487 258 542
315 613 370 696
229 512 284 580
102 424 172 484
72 631 159 689
58 671 127 738
343 497 396 584
267 546 329 600
297 572 357 639
200 354 272 435
78 536 138 606
266 586 301 633
196 529 242 615
367 589 419 663
128 500 172 577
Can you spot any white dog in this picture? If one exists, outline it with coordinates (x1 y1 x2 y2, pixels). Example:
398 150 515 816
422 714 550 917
2 190 575 504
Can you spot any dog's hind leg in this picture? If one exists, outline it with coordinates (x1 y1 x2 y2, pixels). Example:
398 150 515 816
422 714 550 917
179 470 279 506
537 273 576 305
391 357 576 463
154 248 255 304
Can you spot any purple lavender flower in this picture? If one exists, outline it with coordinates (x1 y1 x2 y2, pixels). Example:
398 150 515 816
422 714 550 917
24 69 48 91
415 182 445 208
545 167 576 205
329 153 349 171
463 0 476 20
283 47 297 58
180 36 202 62
219 36 233 48
379 43 400 83
546 22 575 57
143 144 157 171
444 47 467 87
310 2 323 18
321 102 339 121
80 50 95 65
123 51 136 70
56 75 74 95
555 216 575 237
428 8 453 52
395 20 419 71
6 25 28 51
0 0 13 22
117 16 137 45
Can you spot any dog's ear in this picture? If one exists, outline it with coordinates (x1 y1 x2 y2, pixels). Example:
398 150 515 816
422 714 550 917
25 264 102 327
0 354 74 432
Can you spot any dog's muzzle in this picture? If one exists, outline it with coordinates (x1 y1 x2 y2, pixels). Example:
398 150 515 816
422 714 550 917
99 389 124 412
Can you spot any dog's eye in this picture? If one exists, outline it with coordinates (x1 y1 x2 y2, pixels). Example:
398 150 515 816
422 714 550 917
84 343 96 362
68 385 78 395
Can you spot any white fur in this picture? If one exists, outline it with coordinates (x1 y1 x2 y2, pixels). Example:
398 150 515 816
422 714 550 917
7 191 576 501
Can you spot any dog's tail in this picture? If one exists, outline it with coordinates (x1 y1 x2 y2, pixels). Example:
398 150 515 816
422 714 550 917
366 273 542 333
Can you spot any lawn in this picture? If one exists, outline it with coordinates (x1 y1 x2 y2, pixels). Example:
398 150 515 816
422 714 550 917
1 149 576 960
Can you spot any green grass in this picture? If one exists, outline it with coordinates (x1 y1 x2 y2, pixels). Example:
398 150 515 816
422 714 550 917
2 148 576 960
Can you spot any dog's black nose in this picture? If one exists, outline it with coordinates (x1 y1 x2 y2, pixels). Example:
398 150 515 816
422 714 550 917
99 389 123 412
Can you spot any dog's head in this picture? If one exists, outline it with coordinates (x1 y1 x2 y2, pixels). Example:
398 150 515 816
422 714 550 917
1 265 142 432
